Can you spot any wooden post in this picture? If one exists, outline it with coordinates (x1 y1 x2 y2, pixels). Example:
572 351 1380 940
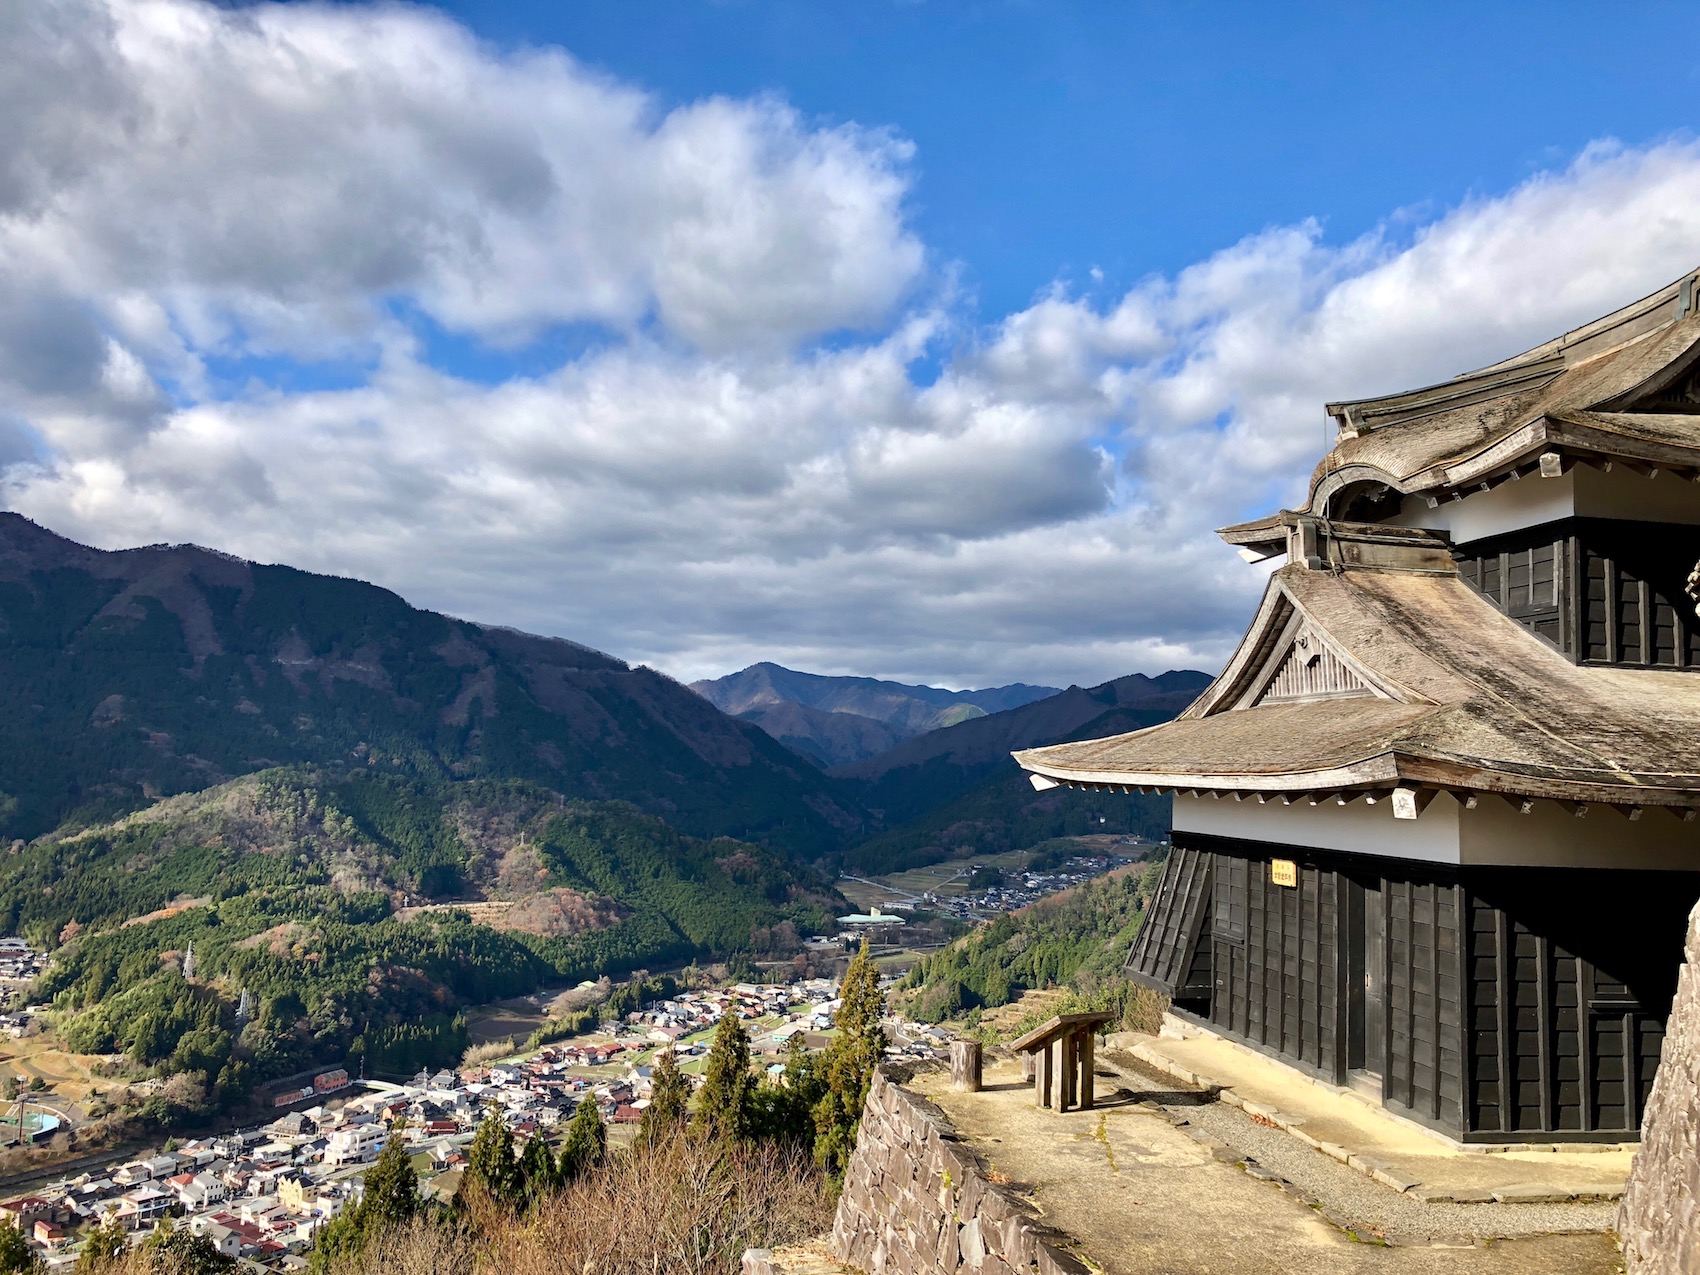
1035 1041 1053 1109
1080 1026 1097 1111
1060 1030 1077 1112
1021 1051 1035 1082
950 1040 982 1092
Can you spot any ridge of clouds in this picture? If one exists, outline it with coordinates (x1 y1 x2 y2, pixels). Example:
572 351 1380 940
3 1 1700 687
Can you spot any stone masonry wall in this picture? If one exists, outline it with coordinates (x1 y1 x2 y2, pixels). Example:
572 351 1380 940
1620 896 1700 1272
827 1065 1090 1275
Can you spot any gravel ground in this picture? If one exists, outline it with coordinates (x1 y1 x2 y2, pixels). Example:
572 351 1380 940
1103 1053 1618 1246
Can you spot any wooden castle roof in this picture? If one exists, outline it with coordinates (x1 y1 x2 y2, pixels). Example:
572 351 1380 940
1015 553 1700 815
1223 269 1700 555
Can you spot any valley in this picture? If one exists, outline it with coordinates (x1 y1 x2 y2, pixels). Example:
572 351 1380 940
0 515 1203 1269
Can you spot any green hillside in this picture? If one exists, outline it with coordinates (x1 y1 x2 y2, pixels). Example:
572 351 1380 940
897 863 1164 1030
19 770 841 1110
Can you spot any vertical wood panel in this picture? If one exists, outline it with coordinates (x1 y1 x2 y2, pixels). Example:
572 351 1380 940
1494 910 1513 1134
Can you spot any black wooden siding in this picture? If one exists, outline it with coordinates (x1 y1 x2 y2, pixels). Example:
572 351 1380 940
1124 846 1213 1005
1165 833 1699 1141
1455 518 1700 668
1180 837 1345 1083
1383 877 1465 1130
1461 869 1688 1137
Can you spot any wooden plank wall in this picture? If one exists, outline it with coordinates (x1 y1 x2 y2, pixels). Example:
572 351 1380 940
1383 878 1466 1130
1207 850 1342 1084
1461 878 1686 1137
1125 846 1212 1001
1454 517 1700 669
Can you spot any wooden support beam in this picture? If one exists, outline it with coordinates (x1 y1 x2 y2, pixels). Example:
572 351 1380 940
1391 786 1434 820
1035 1040 1053 1109
1080 1029 1096 1111
1463 793 1480 810
1059 1032 1077 1113
1538 451 1564 478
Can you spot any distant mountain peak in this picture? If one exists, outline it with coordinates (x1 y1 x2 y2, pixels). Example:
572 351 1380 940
690 662 1063 766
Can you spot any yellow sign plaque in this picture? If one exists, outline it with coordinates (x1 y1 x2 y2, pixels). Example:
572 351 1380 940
1270 859 1298 888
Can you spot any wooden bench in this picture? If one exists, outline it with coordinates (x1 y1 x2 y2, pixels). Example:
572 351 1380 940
1009 1011 1114 1113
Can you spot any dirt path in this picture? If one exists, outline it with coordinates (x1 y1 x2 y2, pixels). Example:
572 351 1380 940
916 1060 1623 1275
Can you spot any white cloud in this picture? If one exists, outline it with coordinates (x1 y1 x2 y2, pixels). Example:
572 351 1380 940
5 3 1700 688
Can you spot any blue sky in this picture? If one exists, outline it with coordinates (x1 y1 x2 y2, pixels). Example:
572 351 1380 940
429 2 1700 339
4 1 1700 687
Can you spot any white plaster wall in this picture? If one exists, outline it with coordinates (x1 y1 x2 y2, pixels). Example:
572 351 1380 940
1173 792 1463 863
1173 791 1700 870
1388 466 1700 545
1391 472 1576 543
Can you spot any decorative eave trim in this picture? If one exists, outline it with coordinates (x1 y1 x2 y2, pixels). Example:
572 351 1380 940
1326 355 1565 439
1013 747 1700 818
1185 575 1425 718
1303 413 1700 516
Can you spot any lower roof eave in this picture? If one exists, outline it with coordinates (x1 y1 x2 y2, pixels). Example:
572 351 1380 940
1016 752 1700 814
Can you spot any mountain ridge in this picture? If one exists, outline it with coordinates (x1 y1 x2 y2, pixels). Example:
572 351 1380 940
0 513 862 854
691 660 1061 768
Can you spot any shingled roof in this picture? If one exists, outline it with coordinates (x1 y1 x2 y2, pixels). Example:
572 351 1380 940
1014 560 1700 814
1221 269 1700 554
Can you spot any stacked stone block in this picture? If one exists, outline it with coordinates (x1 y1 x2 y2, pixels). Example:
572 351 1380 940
828 1066 1090 1275
1620 897 1700 1271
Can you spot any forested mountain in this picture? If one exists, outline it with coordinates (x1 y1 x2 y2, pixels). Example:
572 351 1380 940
725 699 907 769
0 515 861 855
22 769 839 1104
691 662 1059 766
834 670 1210 870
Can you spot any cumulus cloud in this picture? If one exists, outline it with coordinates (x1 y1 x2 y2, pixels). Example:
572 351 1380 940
5 1 1700 687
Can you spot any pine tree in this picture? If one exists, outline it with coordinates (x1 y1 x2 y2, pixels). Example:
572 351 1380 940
75 1213 128 1272
360 1135 420 1232
142 1218 233 1275
813 940 886 1178
0 1217 36 1275
691 1012 755 1142
517 1131 557 1205
639 1048 691 1145
556 1095 606 1183
467 1107 524 1210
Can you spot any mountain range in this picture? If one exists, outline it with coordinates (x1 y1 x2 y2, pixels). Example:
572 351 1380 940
0 513 860 856
691 662 1059 767
0 513 1212 1107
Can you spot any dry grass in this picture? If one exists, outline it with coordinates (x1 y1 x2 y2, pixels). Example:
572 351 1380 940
320 1134 835 1275
492 1135 833 1275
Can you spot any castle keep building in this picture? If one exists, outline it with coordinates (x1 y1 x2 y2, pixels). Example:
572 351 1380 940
1015 271 1700 1143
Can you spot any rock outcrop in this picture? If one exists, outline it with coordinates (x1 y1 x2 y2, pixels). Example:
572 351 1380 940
1620 897 1700 1271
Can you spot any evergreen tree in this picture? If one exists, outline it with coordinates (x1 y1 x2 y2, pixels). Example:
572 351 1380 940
360 1136 420 1232
749 1033 826 1147
0 1217 37 1275
467 1107 524 1210
691 1012 755 1142
639 1048 691 1145
517 1131 557 1205
141 1219 233 1275
75 1214 128 1272
556 1095 606 1183
813 940 886 1178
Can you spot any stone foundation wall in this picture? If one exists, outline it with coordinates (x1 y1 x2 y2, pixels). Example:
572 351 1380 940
1620 898 1700 1271
827 1065 1089 1275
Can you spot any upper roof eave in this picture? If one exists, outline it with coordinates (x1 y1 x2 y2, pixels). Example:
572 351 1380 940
1325 269 1700 436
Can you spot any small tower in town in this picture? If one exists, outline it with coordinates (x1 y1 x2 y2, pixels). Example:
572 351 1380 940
1018 268 1700 1143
